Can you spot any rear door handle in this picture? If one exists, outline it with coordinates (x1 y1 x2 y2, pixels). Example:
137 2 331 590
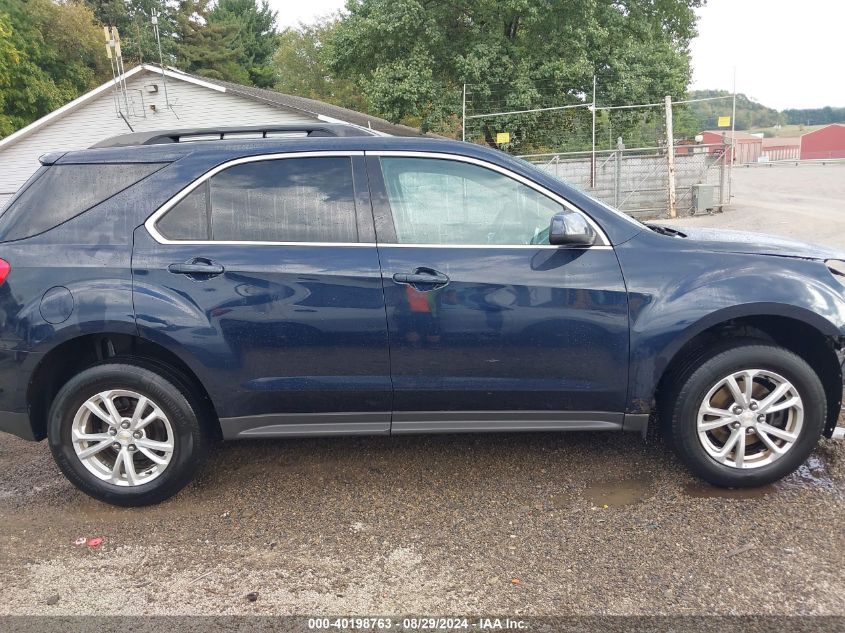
392 269 450 287
168 260 225 276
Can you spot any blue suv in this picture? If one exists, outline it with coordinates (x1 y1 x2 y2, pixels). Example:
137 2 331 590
1 125 843 506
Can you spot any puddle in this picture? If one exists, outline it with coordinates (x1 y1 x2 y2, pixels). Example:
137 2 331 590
780 454 838 491
581 476 653 507
683 453 841 499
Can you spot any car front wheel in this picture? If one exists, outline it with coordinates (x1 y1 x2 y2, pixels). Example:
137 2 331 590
48 363 207 506
664 342 825 487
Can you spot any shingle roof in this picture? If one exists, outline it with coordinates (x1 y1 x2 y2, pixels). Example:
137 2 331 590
166 68 430 138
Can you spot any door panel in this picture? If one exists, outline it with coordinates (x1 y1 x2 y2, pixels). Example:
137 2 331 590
132 154 391 435
368 154 629 415
379 245 628 412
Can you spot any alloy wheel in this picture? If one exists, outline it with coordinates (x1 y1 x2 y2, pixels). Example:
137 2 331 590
71 389 175 486
696 369 804 469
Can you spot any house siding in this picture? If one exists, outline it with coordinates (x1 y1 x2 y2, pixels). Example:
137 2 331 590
0 69 317 202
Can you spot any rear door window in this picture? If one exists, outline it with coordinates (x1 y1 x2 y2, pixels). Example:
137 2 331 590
155 156 359 243
0 163 164 241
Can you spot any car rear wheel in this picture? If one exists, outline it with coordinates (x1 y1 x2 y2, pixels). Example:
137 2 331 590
664 342 825 487
48 363 207 506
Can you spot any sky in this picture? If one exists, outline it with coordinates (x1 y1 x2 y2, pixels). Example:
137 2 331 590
269 0 845 111
270 0 346 29
690 0 845 110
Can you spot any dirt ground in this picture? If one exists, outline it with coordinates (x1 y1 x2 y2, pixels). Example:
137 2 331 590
1 164 844 619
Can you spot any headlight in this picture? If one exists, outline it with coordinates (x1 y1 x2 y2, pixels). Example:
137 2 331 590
825 260 845 288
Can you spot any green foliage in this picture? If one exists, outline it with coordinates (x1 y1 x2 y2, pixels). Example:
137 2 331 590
84 0 180 65
783 106 845 126
208 0 277 86
0 0 111 137
173 0 277 86
327 0 703 149
0 13 20 136
174 0 249 84
685 89 785 131
273 17 367 111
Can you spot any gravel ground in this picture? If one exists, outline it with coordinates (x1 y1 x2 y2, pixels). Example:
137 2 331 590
1 164 844 618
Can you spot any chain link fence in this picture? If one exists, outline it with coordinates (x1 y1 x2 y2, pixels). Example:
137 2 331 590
463 82 735 219
520 144 728 219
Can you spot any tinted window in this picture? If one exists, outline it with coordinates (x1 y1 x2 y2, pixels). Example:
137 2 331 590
0 163 164 241
157 185 209 240
156 157 359 243
210 157 357 242
380 157 562 245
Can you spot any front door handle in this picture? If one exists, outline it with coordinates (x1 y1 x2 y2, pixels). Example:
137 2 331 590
168 260 225 277
393 268 450 288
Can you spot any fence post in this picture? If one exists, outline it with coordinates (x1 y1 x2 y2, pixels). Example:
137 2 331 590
664 95 677 219
615 137 624 207
590 74 597 188
719 140 728 206
461 83 466 142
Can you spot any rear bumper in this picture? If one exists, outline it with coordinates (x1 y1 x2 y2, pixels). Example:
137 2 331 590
0 348 38 440
0 410 35 441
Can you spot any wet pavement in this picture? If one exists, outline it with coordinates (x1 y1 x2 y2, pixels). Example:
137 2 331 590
0 427 843 616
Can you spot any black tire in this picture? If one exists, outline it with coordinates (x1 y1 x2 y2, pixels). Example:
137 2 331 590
47 363 208 506
663 341 825 487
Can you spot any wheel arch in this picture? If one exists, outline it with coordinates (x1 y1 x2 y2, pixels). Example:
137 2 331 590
651 307 843 437
27 333 221 441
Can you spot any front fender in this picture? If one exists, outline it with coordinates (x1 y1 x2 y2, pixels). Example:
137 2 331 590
616 231 845 412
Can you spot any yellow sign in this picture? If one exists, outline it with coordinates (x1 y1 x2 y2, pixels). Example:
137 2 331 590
717 116 731 128
496 132 511 144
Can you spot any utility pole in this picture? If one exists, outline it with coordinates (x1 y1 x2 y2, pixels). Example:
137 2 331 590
665 95 677 219
591 74 597 188
152 11 171 111
462 83 467 142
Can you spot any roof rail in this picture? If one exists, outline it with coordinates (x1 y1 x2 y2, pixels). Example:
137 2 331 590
91 124 380 148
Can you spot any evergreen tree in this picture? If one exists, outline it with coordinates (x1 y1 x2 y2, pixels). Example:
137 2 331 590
208 0 277 86
174 0 248 84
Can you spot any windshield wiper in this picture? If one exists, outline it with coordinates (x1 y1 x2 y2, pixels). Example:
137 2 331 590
646 224 687 238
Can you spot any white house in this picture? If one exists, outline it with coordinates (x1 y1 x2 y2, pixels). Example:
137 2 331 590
0 64 423 206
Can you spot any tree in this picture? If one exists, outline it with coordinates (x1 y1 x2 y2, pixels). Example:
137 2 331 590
174 0 249 84
0 0 111 138
273 16 366 111
327 0 703 148
783 106 845 126
0 14 21 136
82 0 180 65
686 90 786 131
208 0 277 86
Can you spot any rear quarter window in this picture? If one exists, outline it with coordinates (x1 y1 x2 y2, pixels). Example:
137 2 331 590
0 163 165 242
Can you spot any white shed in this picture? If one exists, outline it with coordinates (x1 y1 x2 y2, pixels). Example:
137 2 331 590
0 64 423 206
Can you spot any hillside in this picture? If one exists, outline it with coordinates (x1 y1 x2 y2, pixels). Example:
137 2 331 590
685 90 784 130
686 90 845 134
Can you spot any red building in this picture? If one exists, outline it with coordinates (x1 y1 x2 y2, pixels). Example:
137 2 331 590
701 130 763 164
800 124 845 160
762 137 800 161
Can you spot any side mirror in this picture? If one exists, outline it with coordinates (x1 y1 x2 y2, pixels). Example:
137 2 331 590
549 211 596 246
